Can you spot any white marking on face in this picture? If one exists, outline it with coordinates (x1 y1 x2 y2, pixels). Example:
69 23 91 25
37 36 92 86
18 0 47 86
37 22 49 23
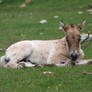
69 50 79 56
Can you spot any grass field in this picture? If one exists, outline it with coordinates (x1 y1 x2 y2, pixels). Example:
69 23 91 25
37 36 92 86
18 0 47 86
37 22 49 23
0 0 92 92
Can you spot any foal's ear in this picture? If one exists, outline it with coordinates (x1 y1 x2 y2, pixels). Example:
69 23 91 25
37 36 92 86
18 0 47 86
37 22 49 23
60 20 68 32
78 20 86 31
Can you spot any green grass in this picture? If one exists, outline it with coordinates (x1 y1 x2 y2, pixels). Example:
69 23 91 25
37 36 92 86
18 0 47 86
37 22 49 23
1 66 92 92
0 0 92 92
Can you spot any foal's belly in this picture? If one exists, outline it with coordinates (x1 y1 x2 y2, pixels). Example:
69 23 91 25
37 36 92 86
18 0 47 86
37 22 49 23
28 51 48 64
27 41 54 65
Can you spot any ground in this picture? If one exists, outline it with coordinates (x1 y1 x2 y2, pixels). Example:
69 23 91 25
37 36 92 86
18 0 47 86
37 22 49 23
0 0 92 92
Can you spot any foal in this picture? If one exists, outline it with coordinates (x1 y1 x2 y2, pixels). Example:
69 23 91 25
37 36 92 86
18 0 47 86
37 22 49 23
0 20 91 68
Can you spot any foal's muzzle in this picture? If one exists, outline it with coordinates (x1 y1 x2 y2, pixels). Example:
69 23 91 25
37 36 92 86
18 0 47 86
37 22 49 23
70 50 78 61
70 53 78 61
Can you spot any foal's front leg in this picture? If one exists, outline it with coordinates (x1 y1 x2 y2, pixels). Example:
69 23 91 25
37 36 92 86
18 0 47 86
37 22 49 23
76 59 92 65
55 59 92 67
54 60 72 67
50 55 71 67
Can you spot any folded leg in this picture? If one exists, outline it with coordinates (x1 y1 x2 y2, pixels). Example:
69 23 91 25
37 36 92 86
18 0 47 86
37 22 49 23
77 59 92 65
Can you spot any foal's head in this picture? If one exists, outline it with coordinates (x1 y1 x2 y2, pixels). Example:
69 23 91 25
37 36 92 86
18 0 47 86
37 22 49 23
60 20 86 61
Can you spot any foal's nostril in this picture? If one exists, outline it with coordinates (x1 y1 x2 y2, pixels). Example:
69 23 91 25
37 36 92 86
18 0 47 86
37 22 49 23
70 54 78 61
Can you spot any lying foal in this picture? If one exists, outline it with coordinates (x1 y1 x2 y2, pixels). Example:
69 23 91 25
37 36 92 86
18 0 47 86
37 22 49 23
0 20 92 68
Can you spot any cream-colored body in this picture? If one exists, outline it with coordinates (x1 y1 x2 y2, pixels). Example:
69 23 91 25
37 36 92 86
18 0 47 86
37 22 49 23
0 34 92 68
0 37 84 68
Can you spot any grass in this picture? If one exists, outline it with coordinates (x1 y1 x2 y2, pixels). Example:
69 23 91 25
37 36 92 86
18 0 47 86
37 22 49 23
1 66 92 92
0 0 92 92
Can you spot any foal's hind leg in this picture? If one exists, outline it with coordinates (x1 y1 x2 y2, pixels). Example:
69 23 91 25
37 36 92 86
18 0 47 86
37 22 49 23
4 62 19 68
4 60 36 68
18 62 36 68
3 57 24 68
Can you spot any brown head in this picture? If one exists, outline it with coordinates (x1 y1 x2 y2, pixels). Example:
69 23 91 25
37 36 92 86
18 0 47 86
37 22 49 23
60 20 86 63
